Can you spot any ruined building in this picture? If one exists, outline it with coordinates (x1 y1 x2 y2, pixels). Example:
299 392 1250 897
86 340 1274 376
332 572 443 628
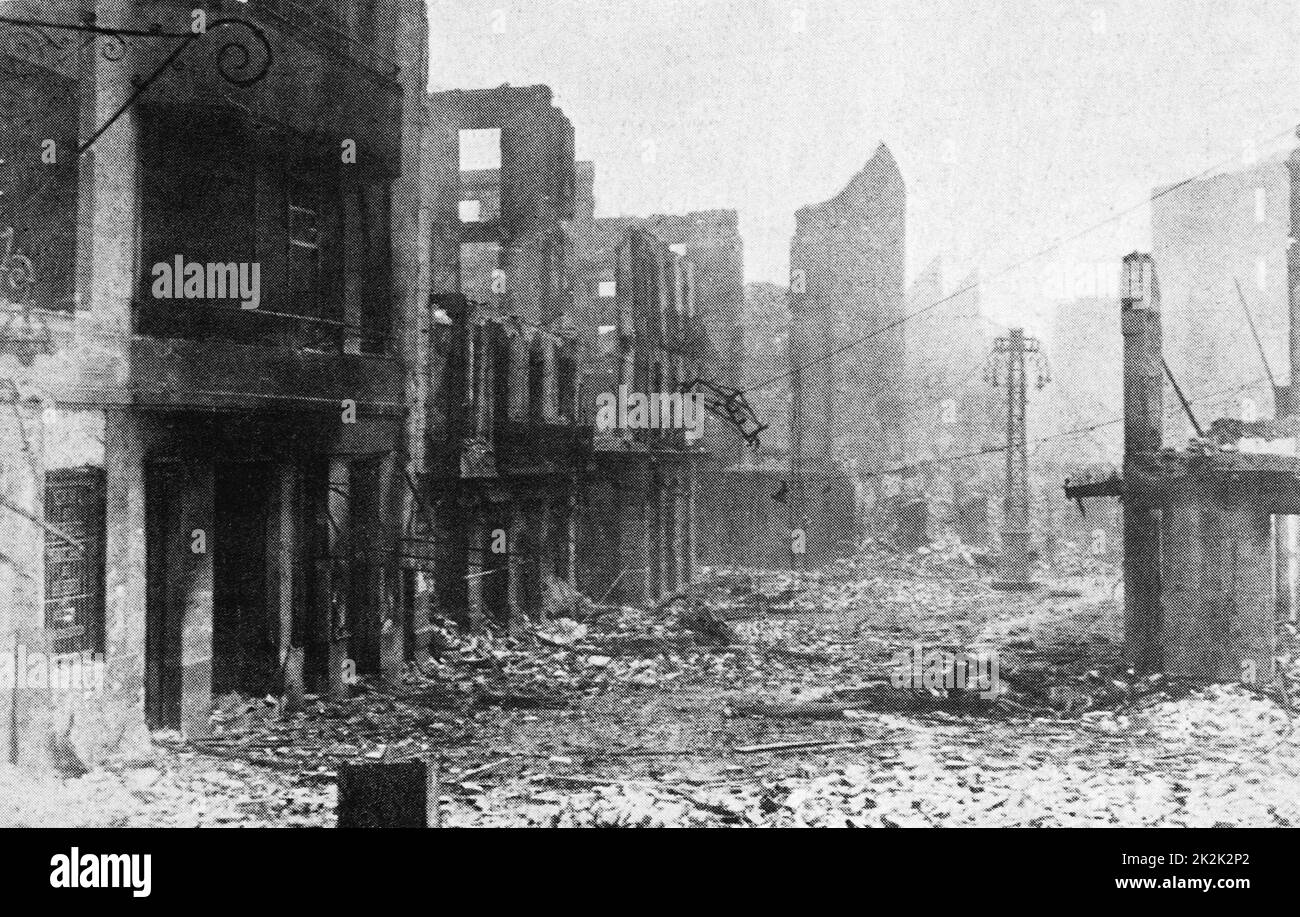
740 281 792 462
635 211 748 568
786 143 906 557
420 85 587 629
570 225 707 605
1068 254 1296 682
1152 151 1298 624
1152 155 1291 430
568 167 714 603
900 261 998 543
0 0 430 770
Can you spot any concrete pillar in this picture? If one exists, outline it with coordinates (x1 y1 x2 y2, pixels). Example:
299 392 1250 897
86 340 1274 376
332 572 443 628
685 463 698 585
374 453 403 681
542 337 558 423
564 484 577 584
325 457 351 699
269 462 304 706
672 470 687 593
660 469 676 595
1162 484 1275 683
99 411 149 760
176 461 214 739
474 324 493 438
505 501 528 628
642 474 656 606
1121 253 1164 672
508 331 529 421
464 508 486 628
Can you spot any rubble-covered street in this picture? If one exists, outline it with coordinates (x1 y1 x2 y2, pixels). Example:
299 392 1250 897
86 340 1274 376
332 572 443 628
9 540 1299 828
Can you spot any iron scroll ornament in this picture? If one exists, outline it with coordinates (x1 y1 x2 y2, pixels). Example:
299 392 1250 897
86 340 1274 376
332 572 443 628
0 16 272 364
0 15 274 157
0 226 51 365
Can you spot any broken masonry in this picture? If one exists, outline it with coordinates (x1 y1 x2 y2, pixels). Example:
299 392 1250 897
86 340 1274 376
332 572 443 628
1066 253 1300 682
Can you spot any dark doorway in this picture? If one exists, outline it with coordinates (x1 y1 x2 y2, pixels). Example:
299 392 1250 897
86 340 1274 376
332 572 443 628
145 464 183 730
213 462 277 697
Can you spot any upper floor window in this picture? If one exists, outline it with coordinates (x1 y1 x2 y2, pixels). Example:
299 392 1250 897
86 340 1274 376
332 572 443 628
458 129 501 223
0 54 79 311
137 108 256 338
137 108 388 352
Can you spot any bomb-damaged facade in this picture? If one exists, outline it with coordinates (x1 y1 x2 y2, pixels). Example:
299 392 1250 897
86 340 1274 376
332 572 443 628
0 0 430 769
0 2 737 776
418 89 726 626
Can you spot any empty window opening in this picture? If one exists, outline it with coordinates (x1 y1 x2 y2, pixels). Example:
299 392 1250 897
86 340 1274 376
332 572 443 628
458 128 501 172
459 131 502 224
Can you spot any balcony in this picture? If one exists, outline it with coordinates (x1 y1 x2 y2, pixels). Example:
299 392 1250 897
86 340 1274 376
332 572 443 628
494 419 592 478
129 317 401 414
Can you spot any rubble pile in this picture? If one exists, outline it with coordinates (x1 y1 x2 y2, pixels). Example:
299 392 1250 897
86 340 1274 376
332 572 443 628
1052 538 1118 578
453 684 1300 827
26 553 1300 828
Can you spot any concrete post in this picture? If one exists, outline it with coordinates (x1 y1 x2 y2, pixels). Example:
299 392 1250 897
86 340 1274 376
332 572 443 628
101 411 150 760
506 501 526 629
1162 482 1275 683
464 508 486 628
1121 253 1164 672
685 464 698 585
325 458 351 699
177 461 214 739
671 470 686 593
270 462 304 706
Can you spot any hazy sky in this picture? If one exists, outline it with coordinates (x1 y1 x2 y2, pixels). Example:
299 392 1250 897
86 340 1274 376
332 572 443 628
428 0 1300 332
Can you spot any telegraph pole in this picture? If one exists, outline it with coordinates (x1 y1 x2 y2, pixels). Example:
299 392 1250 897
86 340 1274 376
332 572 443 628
989 328 1047 590
787 288 806 572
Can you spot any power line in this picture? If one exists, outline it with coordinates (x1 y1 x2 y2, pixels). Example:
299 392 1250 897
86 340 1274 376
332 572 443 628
739 120 1300 398
856 372 1276 481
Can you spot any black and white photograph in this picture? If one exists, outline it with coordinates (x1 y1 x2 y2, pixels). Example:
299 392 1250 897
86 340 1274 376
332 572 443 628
0 0 1289 894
